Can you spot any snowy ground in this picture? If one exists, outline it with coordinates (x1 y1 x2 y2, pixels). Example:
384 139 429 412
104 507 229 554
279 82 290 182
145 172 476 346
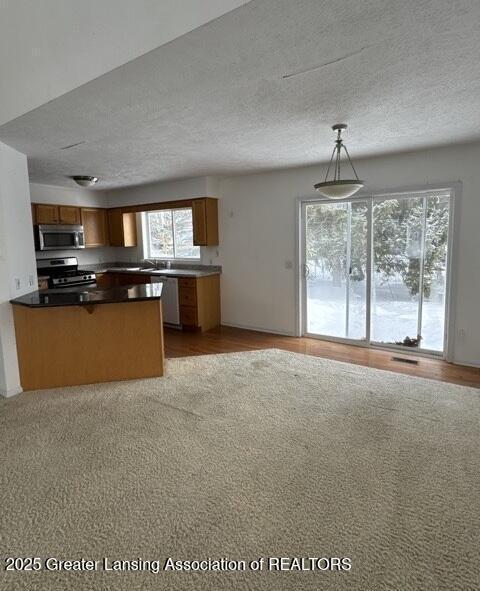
306 279 445 352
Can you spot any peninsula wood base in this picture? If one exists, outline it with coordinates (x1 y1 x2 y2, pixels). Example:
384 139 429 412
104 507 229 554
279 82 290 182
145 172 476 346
13 300 164 390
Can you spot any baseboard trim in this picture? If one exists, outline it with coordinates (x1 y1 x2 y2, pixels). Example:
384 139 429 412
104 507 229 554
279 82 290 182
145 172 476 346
0 386 23 398
221 322 295 337
221 325 480 369
452 359 480 369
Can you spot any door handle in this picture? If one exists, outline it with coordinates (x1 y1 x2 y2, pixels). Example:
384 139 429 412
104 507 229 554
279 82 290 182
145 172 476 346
303 264 310 278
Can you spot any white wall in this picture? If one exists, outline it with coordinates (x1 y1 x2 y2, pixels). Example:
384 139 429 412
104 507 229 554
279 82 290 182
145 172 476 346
217 142 480 367
0 0 248 126
0 142 37 397
30 183 116 265
104 176 213 208
30 182 107 208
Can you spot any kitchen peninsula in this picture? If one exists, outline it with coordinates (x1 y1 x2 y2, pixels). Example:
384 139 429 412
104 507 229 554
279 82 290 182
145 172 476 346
11 284 164 391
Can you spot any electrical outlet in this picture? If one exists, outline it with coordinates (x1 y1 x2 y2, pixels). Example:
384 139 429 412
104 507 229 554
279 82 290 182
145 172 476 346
29 275 34 286
285 260 293 269
14 278 21 290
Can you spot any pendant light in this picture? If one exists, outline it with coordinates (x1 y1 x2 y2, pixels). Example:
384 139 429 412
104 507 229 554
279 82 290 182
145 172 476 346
71 175 98 187
314 124 364 199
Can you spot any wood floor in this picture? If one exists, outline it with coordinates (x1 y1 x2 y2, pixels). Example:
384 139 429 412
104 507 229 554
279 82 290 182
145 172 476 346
164 325 480 388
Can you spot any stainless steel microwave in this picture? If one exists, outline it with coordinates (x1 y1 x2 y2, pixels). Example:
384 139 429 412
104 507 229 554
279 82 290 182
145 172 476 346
34 224 85 251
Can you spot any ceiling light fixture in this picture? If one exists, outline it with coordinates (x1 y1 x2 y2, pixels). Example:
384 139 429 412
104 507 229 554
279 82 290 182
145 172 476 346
314 124 364 199
71 175 98 187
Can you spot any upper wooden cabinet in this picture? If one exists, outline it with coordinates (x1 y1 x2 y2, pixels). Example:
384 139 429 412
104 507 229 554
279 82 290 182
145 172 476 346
192 198 219 246
108 209 137 247
34 203 82 225
58 205 81 225
81 208 109 247
32 196 219 249
35 204 60 224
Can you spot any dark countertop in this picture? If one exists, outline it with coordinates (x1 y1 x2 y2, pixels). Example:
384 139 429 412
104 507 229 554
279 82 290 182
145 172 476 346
102 267 220 278
90 262 221 277
10 283 163 308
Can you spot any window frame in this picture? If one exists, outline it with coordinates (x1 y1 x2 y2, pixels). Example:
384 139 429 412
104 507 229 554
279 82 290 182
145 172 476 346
142 207 200 261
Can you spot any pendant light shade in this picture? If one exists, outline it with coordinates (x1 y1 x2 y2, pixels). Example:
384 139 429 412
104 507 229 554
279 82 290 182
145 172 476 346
71 175 98 187
314 124 364 199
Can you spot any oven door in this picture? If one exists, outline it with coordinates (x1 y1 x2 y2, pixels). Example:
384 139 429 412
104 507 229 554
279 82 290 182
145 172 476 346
35 225 86 251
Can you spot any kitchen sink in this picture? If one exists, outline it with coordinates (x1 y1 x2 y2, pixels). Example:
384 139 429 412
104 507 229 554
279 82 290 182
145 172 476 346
108 266 150 272
107 266 194 275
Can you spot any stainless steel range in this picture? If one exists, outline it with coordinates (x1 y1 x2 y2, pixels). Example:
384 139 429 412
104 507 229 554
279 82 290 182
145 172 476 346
37 257 96 289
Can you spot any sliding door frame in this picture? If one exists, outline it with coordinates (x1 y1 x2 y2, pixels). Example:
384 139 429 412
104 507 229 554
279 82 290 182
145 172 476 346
296 182 461 361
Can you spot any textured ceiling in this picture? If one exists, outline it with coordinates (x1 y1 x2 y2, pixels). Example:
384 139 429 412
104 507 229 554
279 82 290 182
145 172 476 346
0 0 250 126
1 0 480 189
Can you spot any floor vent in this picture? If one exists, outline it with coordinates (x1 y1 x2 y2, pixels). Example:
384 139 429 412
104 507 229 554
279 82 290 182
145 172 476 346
392 356 419 365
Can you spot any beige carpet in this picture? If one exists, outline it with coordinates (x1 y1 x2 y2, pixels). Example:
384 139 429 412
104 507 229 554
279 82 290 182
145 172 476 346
1 349 479 590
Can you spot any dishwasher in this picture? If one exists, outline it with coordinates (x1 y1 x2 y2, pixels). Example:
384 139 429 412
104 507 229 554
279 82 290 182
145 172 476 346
150 276 180 326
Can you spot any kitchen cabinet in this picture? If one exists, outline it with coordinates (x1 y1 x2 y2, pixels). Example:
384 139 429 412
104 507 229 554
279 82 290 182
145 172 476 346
116 273 151 286
35 204 60 224
81 208 109 247
178 275 220 331
12 296 164 390
192 198 219 246
102 272 150 287
34 203 82 225
38 277 49 290
101 270 221 331
58 205 81 225
95 273 116 289
108 209 137 247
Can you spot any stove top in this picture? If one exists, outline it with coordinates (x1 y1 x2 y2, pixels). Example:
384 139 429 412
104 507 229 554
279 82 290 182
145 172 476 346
61 269 95 277
36 257 97 289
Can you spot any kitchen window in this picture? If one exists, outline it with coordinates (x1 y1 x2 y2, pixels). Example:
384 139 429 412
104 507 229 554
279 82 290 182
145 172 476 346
143 208 200 259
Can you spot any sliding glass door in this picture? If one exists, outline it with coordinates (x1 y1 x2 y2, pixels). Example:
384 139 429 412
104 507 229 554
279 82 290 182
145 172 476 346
304 200 368 341
302 189 451 354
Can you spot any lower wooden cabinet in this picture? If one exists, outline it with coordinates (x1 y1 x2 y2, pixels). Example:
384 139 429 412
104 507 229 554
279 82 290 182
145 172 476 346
98 272 150 287
178 275 220 332
97 272 221 331
179 306 198 327
116 273 151 286
178 286 197 307
95 273 117 289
